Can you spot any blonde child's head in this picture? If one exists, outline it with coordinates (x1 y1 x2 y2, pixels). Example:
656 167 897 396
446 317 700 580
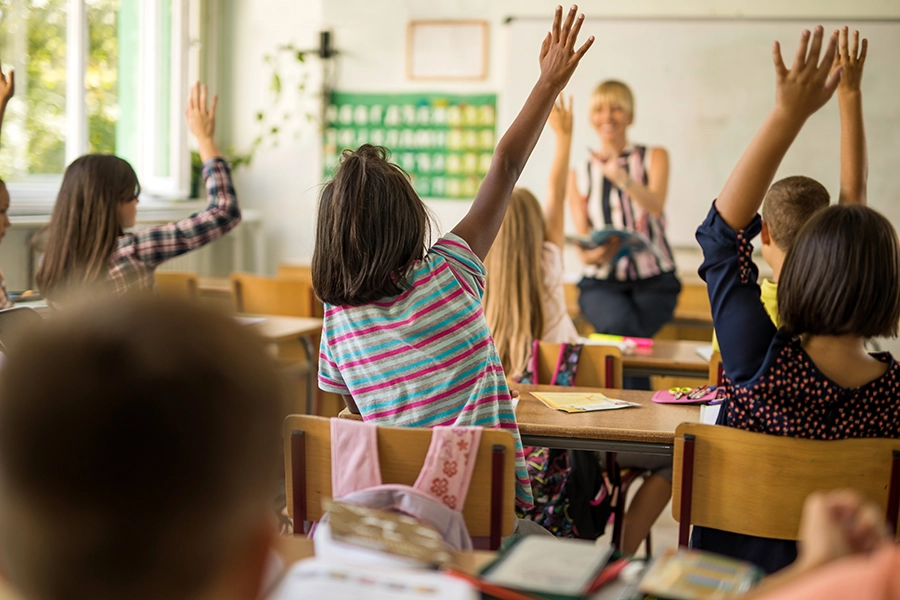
0 297 284 600
35 155 141 301
760 176 830 274
484 187 546 378
780 204 900 338
312 144 432 306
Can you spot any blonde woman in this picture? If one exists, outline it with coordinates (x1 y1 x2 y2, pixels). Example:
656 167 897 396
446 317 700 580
484 94 579 380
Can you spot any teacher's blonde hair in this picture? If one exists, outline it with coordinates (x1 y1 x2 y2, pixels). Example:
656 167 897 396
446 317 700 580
590 80 634 117
484 188 546 380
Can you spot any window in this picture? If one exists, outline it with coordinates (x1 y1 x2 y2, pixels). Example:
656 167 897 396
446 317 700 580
0 0 192 208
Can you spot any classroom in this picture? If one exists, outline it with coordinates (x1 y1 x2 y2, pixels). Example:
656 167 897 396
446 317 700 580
0 0 897 599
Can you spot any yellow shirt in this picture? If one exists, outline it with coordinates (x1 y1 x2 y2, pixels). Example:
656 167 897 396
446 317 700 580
711 278 778 353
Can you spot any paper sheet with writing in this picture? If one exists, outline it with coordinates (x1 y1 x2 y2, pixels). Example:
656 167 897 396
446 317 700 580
531 392 640 414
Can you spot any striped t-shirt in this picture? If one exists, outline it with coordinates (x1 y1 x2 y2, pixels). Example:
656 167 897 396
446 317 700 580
318 234 533 510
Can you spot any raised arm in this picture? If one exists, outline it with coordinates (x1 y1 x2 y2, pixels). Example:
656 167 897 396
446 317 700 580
567 169 590 235
0 63 15 144
545 94 573 249
834 27 868 205
452 5 593 260
715 27 841 231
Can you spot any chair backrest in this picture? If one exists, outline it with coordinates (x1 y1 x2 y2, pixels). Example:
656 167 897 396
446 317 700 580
535 341 623 388
277 263 312 282
230 273 316 317
154 271 199 301
672 423 900 545
284 415 516 544
0 307 44 353
709 351 722 386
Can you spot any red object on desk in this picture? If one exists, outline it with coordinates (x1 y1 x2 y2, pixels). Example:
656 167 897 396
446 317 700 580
586 557 630 594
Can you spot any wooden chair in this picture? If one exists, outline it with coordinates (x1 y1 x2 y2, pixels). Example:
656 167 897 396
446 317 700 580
154 271 199 301
284 414 517 549
230 273 317 317
534 341 623 389
709 351 723 386
673 423 900 546
276 264 324 318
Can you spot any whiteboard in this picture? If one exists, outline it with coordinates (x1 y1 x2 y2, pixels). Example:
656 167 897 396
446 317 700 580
500 18 900 248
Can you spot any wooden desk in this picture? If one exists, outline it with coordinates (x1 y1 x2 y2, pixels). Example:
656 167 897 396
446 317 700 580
511 384 700 456
244 315 323 414
621 340 710 380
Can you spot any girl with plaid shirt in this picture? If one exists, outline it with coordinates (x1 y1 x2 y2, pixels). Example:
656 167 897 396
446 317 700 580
36 82 240 303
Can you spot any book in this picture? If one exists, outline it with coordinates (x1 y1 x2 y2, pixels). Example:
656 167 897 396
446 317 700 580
267 558 477 600
637 548 762 600
566 227 667 263
481 536 614 599
531 391 640 414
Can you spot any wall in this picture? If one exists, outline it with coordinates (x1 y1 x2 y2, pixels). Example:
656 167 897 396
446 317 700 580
225 0 900 265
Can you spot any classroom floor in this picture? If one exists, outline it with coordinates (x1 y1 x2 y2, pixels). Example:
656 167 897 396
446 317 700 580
595 492 679 558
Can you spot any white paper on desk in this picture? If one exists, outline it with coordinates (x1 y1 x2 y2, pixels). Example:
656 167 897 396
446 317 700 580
266 558 477 600
700 403 722 425
695 344 715 362
578 336 632 354
233 316 267 326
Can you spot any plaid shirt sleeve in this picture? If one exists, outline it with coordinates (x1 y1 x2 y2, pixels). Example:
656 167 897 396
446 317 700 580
130 158 241 268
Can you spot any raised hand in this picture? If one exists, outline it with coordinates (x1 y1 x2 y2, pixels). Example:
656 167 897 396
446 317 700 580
548 93 573 137
538 5 594 92
833 26 867 94
0 61 14 107
772 26 841 122
185 81 221 162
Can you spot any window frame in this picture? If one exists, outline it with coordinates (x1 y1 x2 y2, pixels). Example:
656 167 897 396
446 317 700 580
7 0 192 213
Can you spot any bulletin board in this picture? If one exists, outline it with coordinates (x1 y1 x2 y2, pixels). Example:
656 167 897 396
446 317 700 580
322 92 497 199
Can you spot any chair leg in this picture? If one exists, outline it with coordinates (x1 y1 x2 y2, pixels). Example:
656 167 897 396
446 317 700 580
607 452 624 550
644 531 652 557
678 434 696 547
290 430 307 535
490 445 505 551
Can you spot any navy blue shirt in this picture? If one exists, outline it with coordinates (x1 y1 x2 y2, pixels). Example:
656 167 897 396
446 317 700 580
692 203 900 573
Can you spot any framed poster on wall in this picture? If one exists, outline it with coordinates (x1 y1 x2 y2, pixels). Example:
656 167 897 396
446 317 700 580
407 20 489 80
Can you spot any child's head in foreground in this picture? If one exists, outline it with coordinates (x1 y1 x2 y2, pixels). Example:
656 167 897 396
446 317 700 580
779 204 900 339
484 187 546 377
0 298 284 600
760 176 830 273
312 144 431 307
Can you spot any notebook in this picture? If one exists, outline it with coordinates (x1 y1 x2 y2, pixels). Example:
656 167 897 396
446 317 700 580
531 391 640 413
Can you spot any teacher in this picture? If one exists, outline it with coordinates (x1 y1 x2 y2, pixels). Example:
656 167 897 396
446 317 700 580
570 80 680 340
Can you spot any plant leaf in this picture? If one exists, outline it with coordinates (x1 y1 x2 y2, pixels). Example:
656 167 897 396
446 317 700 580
271 73 282 95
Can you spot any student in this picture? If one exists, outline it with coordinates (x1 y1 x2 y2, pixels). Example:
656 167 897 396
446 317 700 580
0 63 14 309
0 298 284 600
693 26 900 574
483 95 670 553
711 26 868 351
749 490 896 600
483 93 579 380
313 5 594 513
35 82 239 303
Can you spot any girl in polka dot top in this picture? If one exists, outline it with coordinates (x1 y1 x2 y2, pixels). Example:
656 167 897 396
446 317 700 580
693 27 900 573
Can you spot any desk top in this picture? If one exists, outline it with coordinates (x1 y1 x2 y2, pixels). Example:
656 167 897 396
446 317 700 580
244 315 323 342
621 340 709 374
511 384 700 445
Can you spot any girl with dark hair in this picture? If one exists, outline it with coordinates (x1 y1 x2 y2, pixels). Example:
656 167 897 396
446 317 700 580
314 6 593 514
694 26 900 574
36 82 240 303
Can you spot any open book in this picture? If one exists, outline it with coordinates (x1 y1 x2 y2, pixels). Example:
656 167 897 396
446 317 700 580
566 226 667 263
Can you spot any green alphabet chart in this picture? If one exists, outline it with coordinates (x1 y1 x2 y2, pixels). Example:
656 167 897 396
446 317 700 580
323 92 497 199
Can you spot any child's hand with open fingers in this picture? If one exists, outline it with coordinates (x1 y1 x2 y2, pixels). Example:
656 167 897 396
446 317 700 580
833 26 867 94
548 93 573 138
0 63 14 107
186 81 221 162
772 26 841 123
539 5 594 93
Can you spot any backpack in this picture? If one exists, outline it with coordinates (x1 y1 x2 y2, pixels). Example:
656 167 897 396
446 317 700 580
313 418 482 551
518 340 617 539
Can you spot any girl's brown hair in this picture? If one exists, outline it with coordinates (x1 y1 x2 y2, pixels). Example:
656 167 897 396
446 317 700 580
312 145 431 306
35 155 140 301
780 204 900 338
483 188 546 379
